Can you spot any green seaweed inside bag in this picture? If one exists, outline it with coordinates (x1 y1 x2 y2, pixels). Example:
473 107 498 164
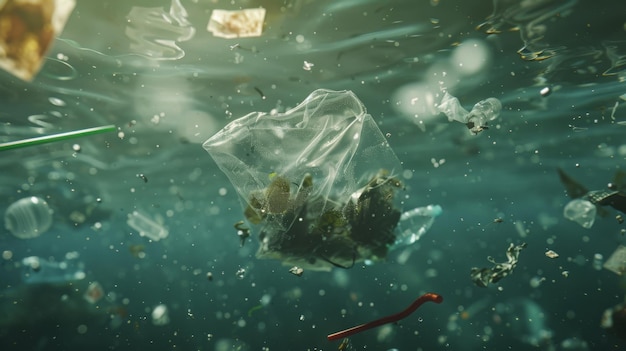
203 89 404 271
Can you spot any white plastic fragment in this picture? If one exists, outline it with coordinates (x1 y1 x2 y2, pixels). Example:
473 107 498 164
207 8 266 39
151 304 170 325
544 250 559 259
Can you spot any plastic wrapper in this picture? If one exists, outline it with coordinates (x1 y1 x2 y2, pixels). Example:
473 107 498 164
438 91 502 134
207 8 266 39
204 89 404 271
0 0 76 81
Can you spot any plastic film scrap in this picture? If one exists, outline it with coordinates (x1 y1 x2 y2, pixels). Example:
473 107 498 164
0 0 75 81
203 89 405 271
207 8 266 39
603 245 626 276
471 243 527 287
438 91 502 135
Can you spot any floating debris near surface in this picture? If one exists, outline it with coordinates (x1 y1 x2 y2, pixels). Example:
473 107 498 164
540 86 551 97
203 90 406 271
437 91 502 135
545 250 559 259
151 304 170 326
603 245 626 276
84 281 104 304
289 266 304 276
127 210 169 241
207 8 266 39
470 243 527 287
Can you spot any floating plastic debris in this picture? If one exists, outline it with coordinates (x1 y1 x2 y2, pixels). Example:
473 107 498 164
0 0 76 81
127 210 169 241
437 91 502 134
234 220 251 247
289 266 304 277
203 89 405 271
0 124 117 152
470 243 527 287
603 245 626 275
557 168 626 219
151 304 170 326
327 293 443 341
544 250 559 259
207 8 266 39
84 281 104 304
593 253 604 271
21 255 85 284
125 0 195 60
4 196 53 239
563 199 596 228
393 204 442 249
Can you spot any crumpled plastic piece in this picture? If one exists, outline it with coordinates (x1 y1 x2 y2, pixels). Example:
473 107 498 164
203 89 404 271
471 243 526 287
438 91 502 134
563 198 596 228
125 0 195 60
0 0 75 81
207 8 266 39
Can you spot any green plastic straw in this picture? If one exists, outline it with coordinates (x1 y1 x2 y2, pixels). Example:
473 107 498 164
0 124 117 152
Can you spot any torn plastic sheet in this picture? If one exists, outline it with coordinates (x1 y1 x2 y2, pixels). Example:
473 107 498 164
471 243 527 287
203 89 405 271
0 0 76 81
125 0 195 60
438 91 502 134
207 8 266 39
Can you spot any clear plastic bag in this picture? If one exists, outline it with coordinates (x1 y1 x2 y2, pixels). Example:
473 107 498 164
203 89 404 270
